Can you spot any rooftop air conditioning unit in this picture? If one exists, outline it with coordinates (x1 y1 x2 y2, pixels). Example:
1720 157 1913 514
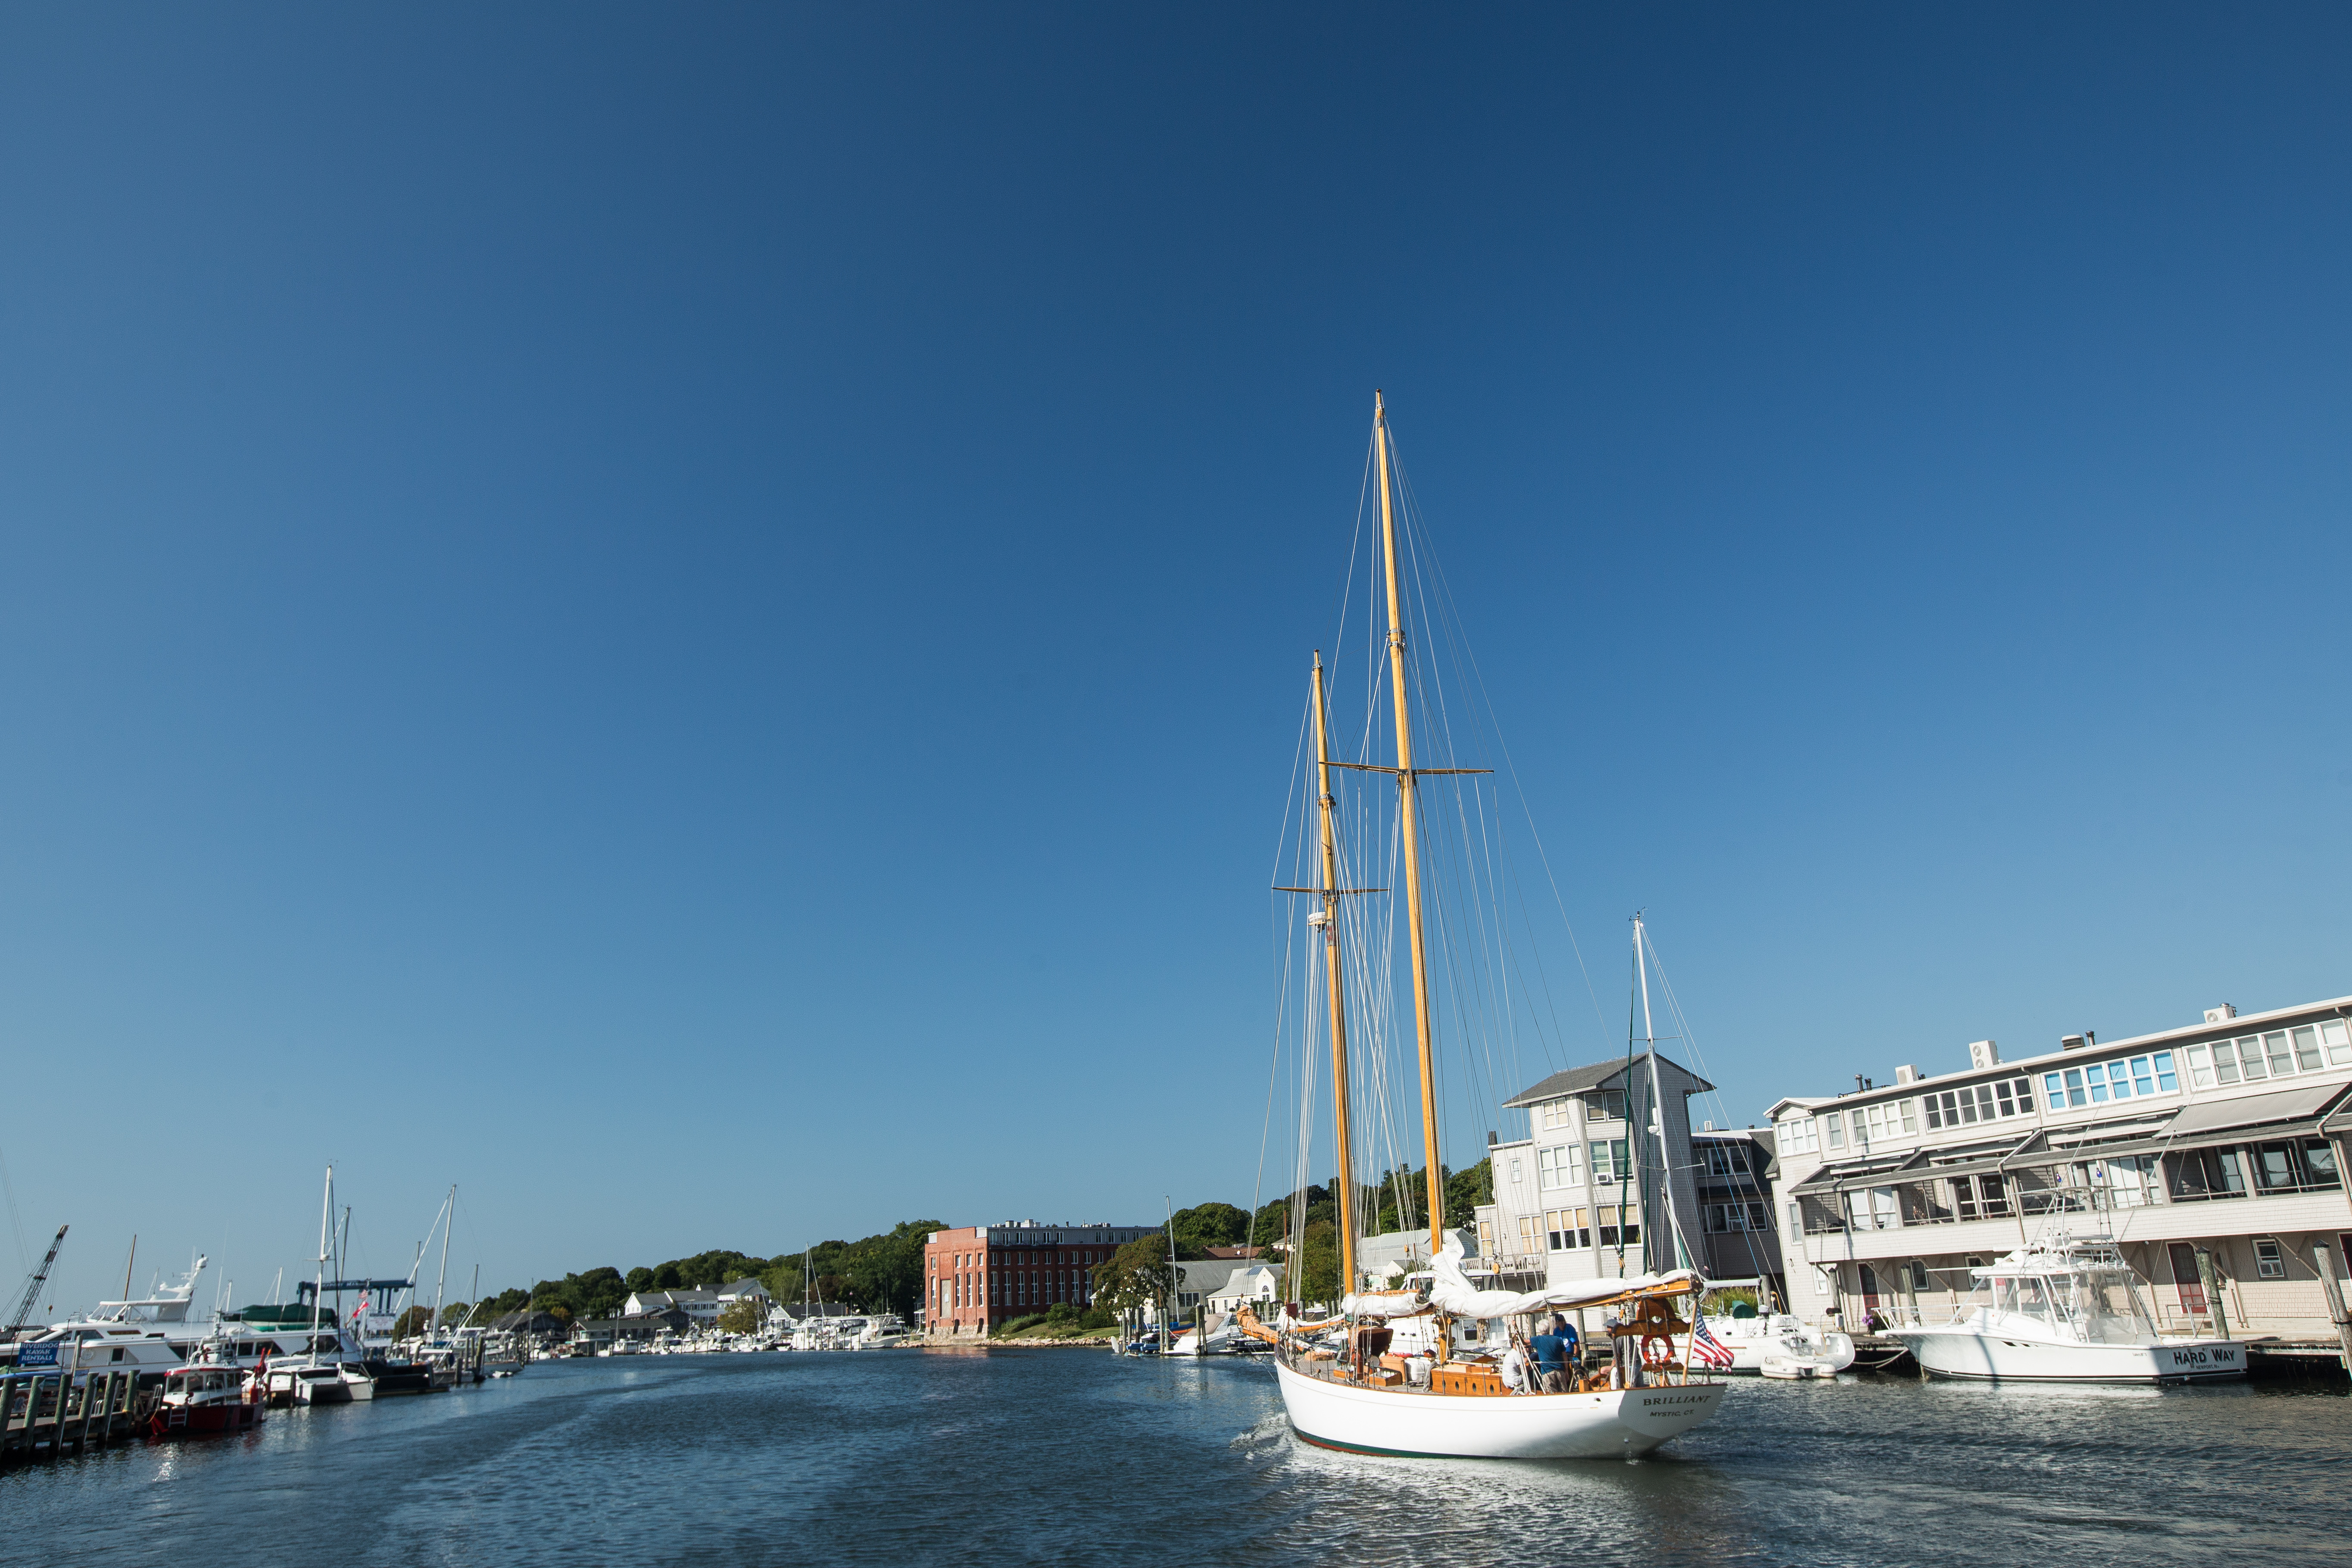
2205 1004 2237 1024
2060 1033 2096 1051
1894 1065 1921 1085
1968 1040 2000 1069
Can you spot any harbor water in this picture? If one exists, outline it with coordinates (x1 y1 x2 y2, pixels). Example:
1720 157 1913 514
9 1352 2350 1565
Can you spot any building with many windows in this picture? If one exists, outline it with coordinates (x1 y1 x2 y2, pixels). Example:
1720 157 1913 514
1476 1054 1729 1291
1769 994 2352 1340
1692 1126 1786 1292
923 1222 1155 1337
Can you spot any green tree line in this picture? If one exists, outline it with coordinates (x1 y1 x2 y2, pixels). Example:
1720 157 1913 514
427 1221 949 1326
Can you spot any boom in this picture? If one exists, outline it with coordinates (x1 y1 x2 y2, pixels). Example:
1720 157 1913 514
6 1225 68 1340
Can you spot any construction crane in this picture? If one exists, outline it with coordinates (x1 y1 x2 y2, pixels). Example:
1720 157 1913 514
6 1225 67 1341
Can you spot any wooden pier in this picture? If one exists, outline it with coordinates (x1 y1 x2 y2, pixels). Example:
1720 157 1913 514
0 1369 153 1464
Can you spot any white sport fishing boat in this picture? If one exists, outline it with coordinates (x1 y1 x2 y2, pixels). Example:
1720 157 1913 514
1886 1237 2244 1384
1243 396 1726 1460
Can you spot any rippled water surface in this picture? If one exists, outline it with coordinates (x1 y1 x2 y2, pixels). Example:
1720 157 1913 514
9 1352 2350 1565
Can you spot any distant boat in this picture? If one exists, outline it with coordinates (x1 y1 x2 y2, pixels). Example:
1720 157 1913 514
149 1358 267 1438
1698 1309 1855 1376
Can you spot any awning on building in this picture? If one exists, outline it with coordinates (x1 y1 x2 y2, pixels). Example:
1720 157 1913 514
2043 1116 2174 1150
1787 1151 1933 1197
2163 1082 2346 1138
2001 1085 2347 1166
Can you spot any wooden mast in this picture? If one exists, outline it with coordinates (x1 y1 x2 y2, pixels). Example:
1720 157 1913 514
1310 652 1360 1300
1376 392 1447 1263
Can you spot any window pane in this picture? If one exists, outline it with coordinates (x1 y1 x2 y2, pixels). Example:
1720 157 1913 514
2212 1042 2240 1085
2064 1069 2087 1107
2265 1032 2294 1076
2292 1026 2321 1071
1993 1082 2014 1117
2324 1019 2352 1066
2304 1141 2340 1187
2044 1072 2066 1110
1901 1099 1918 1133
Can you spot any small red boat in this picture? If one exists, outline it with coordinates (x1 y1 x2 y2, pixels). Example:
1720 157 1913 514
149 1359 268 1438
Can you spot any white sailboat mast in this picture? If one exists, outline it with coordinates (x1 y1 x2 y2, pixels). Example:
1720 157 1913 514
1633 916 1694 1273
432 1184 455 1339
309 1166 332 1365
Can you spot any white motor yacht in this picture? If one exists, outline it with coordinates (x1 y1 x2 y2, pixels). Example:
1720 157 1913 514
1699 1311 1856 1376
1886 1237 2244 1383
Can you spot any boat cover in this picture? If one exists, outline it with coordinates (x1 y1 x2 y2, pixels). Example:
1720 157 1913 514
1343 1237 1702 1320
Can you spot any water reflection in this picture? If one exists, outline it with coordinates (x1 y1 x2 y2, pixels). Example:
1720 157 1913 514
1 1354 2346 1567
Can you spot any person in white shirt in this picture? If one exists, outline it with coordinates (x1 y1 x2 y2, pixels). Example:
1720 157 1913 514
1499 1340 1531 1393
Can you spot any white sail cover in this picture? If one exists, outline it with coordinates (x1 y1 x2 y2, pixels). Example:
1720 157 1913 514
1344 1237 1702 1321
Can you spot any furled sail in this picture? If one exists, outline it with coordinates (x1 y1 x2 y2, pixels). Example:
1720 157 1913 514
1426 1236 1703 1320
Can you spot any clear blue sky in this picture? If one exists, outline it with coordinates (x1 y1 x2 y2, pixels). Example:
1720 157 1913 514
4 5 2349 1312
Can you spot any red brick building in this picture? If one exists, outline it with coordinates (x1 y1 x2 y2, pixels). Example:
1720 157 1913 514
924 1222 1155 1337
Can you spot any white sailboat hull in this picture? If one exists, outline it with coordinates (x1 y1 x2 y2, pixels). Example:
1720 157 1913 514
1272 1359 1725 1459
1888 1329 2245 1384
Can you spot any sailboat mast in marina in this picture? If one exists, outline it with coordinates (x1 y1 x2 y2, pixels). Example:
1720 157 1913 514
1241 395 1726 1459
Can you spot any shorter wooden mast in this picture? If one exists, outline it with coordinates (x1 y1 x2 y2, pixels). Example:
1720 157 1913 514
1311 654 1360 1300
1275 656 1388 1304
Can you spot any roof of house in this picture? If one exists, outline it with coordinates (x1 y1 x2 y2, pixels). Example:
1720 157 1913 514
1203 1264 1280 1299
717 1278 769 1298
629 1287 718 1307
1504 1052 1716 1107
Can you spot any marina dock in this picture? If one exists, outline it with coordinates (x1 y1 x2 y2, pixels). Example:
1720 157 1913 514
0 1370 152 1465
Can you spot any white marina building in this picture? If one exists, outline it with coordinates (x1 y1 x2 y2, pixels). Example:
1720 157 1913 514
1475 1055 1784 1296
1769 995 2352 1343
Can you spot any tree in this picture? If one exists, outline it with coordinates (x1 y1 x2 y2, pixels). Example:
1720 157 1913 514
1444 1158 1491 1225
1169 1203 1249 1259
1251 1185 1331 1250
1091 1234 1173 1316
717 1299 762 1335
652 1263 683 1289
760 1257 805 1305
624 1267 655 1291
1295 1221 1339 1308
838 1221 946 1315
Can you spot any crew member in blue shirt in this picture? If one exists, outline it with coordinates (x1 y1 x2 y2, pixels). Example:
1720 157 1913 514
1530 1313 1579 1390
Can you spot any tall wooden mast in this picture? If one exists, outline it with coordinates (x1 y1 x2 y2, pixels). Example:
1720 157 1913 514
1376 392 1448 1263
1310 652 1359 1299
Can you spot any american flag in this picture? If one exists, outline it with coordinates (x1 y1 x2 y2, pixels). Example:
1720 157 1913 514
1689 1318 1735 1369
